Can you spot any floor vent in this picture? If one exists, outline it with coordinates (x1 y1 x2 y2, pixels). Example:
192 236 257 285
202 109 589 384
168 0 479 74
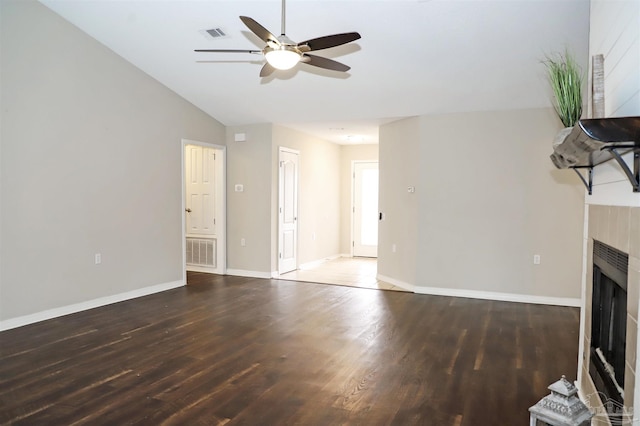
186 238 216 267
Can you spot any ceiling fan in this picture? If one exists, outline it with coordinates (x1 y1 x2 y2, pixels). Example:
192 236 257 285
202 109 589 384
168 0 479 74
195 0 361 77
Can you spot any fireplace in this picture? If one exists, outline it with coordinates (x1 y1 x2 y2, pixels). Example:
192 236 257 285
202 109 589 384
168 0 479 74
589 240 629 413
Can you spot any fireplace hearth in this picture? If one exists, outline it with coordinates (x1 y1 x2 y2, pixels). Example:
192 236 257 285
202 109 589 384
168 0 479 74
590 240 629 416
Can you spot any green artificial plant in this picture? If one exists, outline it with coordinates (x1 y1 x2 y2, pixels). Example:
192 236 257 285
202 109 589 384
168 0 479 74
544 51 583 128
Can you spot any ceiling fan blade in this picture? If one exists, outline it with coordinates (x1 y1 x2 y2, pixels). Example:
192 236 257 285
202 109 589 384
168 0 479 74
297 32 361 51
302 54 350 72
260 62 276 77
195 49 262 54
239 16 280 47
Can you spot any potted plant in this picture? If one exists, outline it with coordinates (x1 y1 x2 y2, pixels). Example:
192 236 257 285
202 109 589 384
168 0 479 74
543 51 583 146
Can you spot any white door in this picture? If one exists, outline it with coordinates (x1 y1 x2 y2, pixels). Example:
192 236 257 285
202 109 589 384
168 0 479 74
353 162 379 257
185 143 224 273
278 148 299 274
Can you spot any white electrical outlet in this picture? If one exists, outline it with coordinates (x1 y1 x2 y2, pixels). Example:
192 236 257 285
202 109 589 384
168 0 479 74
312 233 316 241
241 238 246 247
95 253 102 265
392 244 397 253
533 254 541 265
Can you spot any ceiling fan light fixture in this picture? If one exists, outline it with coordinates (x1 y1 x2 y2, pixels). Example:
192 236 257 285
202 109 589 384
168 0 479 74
265 47 300 70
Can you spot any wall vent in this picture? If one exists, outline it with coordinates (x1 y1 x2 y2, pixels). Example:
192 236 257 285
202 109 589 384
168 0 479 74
186 238 216 267
206 28 227 38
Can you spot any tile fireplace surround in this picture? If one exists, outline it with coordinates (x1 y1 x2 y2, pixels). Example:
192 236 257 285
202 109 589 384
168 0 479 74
580 205 640 425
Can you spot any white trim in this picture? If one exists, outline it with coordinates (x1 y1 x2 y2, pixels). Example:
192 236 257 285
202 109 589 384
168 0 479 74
0 280 184 331
377 274 580 307
226 269 272 279
413 286 581 307
577 203 590 382
350 161 355 257
279 146 300 155
186 265 222 274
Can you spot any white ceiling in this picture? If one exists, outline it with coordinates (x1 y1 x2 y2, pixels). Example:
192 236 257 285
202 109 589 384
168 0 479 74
39 0 590 144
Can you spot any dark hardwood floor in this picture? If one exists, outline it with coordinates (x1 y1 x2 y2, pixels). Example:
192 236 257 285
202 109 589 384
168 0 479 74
0 272 579 425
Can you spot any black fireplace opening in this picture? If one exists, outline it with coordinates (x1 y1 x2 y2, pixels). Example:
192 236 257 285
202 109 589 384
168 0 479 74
590 240 629 410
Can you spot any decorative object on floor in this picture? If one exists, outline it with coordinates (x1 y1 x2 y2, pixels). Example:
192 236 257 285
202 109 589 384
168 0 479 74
528 376 593 426
543 51 583 147
194 0 361 77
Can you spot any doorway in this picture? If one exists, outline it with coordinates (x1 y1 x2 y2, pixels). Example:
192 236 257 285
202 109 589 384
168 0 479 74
182 140 226 278
352 161 379 257
278 147 299 275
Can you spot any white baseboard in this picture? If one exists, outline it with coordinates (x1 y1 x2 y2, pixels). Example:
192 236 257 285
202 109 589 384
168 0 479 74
414 286 582 307
186 265 224 274
376 274 580 307
0 280 184 332
226 269 271 279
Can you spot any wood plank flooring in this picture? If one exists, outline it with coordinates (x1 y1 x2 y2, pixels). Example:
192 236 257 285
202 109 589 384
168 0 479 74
0 273 580 425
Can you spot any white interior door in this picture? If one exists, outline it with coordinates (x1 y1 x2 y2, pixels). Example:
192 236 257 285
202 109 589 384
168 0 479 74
353 162 379 257
184 143 225 273
278 148 299 274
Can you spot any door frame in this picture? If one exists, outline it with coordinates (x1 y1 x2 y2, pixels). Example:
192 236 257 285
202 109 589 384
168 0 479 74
351 160 379 257
181 139 226 284
278 146 300 275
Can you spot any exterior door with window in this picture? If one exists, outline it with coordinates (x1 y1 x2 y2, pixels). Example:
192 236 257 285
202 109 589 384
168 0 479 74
353 161 378 257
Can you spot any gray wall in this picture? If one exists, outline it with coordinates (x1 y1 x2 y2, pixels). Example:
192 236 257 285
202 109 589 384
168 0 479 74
225 124 273 274
379 109 585 299
0 0 225 321
378 117 420 286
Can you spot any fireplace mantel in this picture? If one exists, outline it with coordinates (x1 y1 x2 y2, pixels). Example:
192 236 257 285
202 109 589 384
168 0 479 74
550 117 640 195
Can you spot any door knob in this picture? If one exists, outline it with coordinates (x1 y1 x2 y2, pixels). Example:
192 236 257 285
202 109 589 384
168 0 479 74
185 208 192 213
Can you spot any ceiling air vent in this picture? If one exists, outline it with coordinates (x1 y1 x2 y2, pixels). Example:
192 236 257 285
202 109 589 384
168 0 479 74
206 28 227 38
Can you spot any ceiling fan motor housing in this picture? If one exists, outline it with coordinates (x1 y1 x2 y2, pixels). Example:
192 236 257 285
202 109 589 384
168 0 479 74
264 45 302 70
